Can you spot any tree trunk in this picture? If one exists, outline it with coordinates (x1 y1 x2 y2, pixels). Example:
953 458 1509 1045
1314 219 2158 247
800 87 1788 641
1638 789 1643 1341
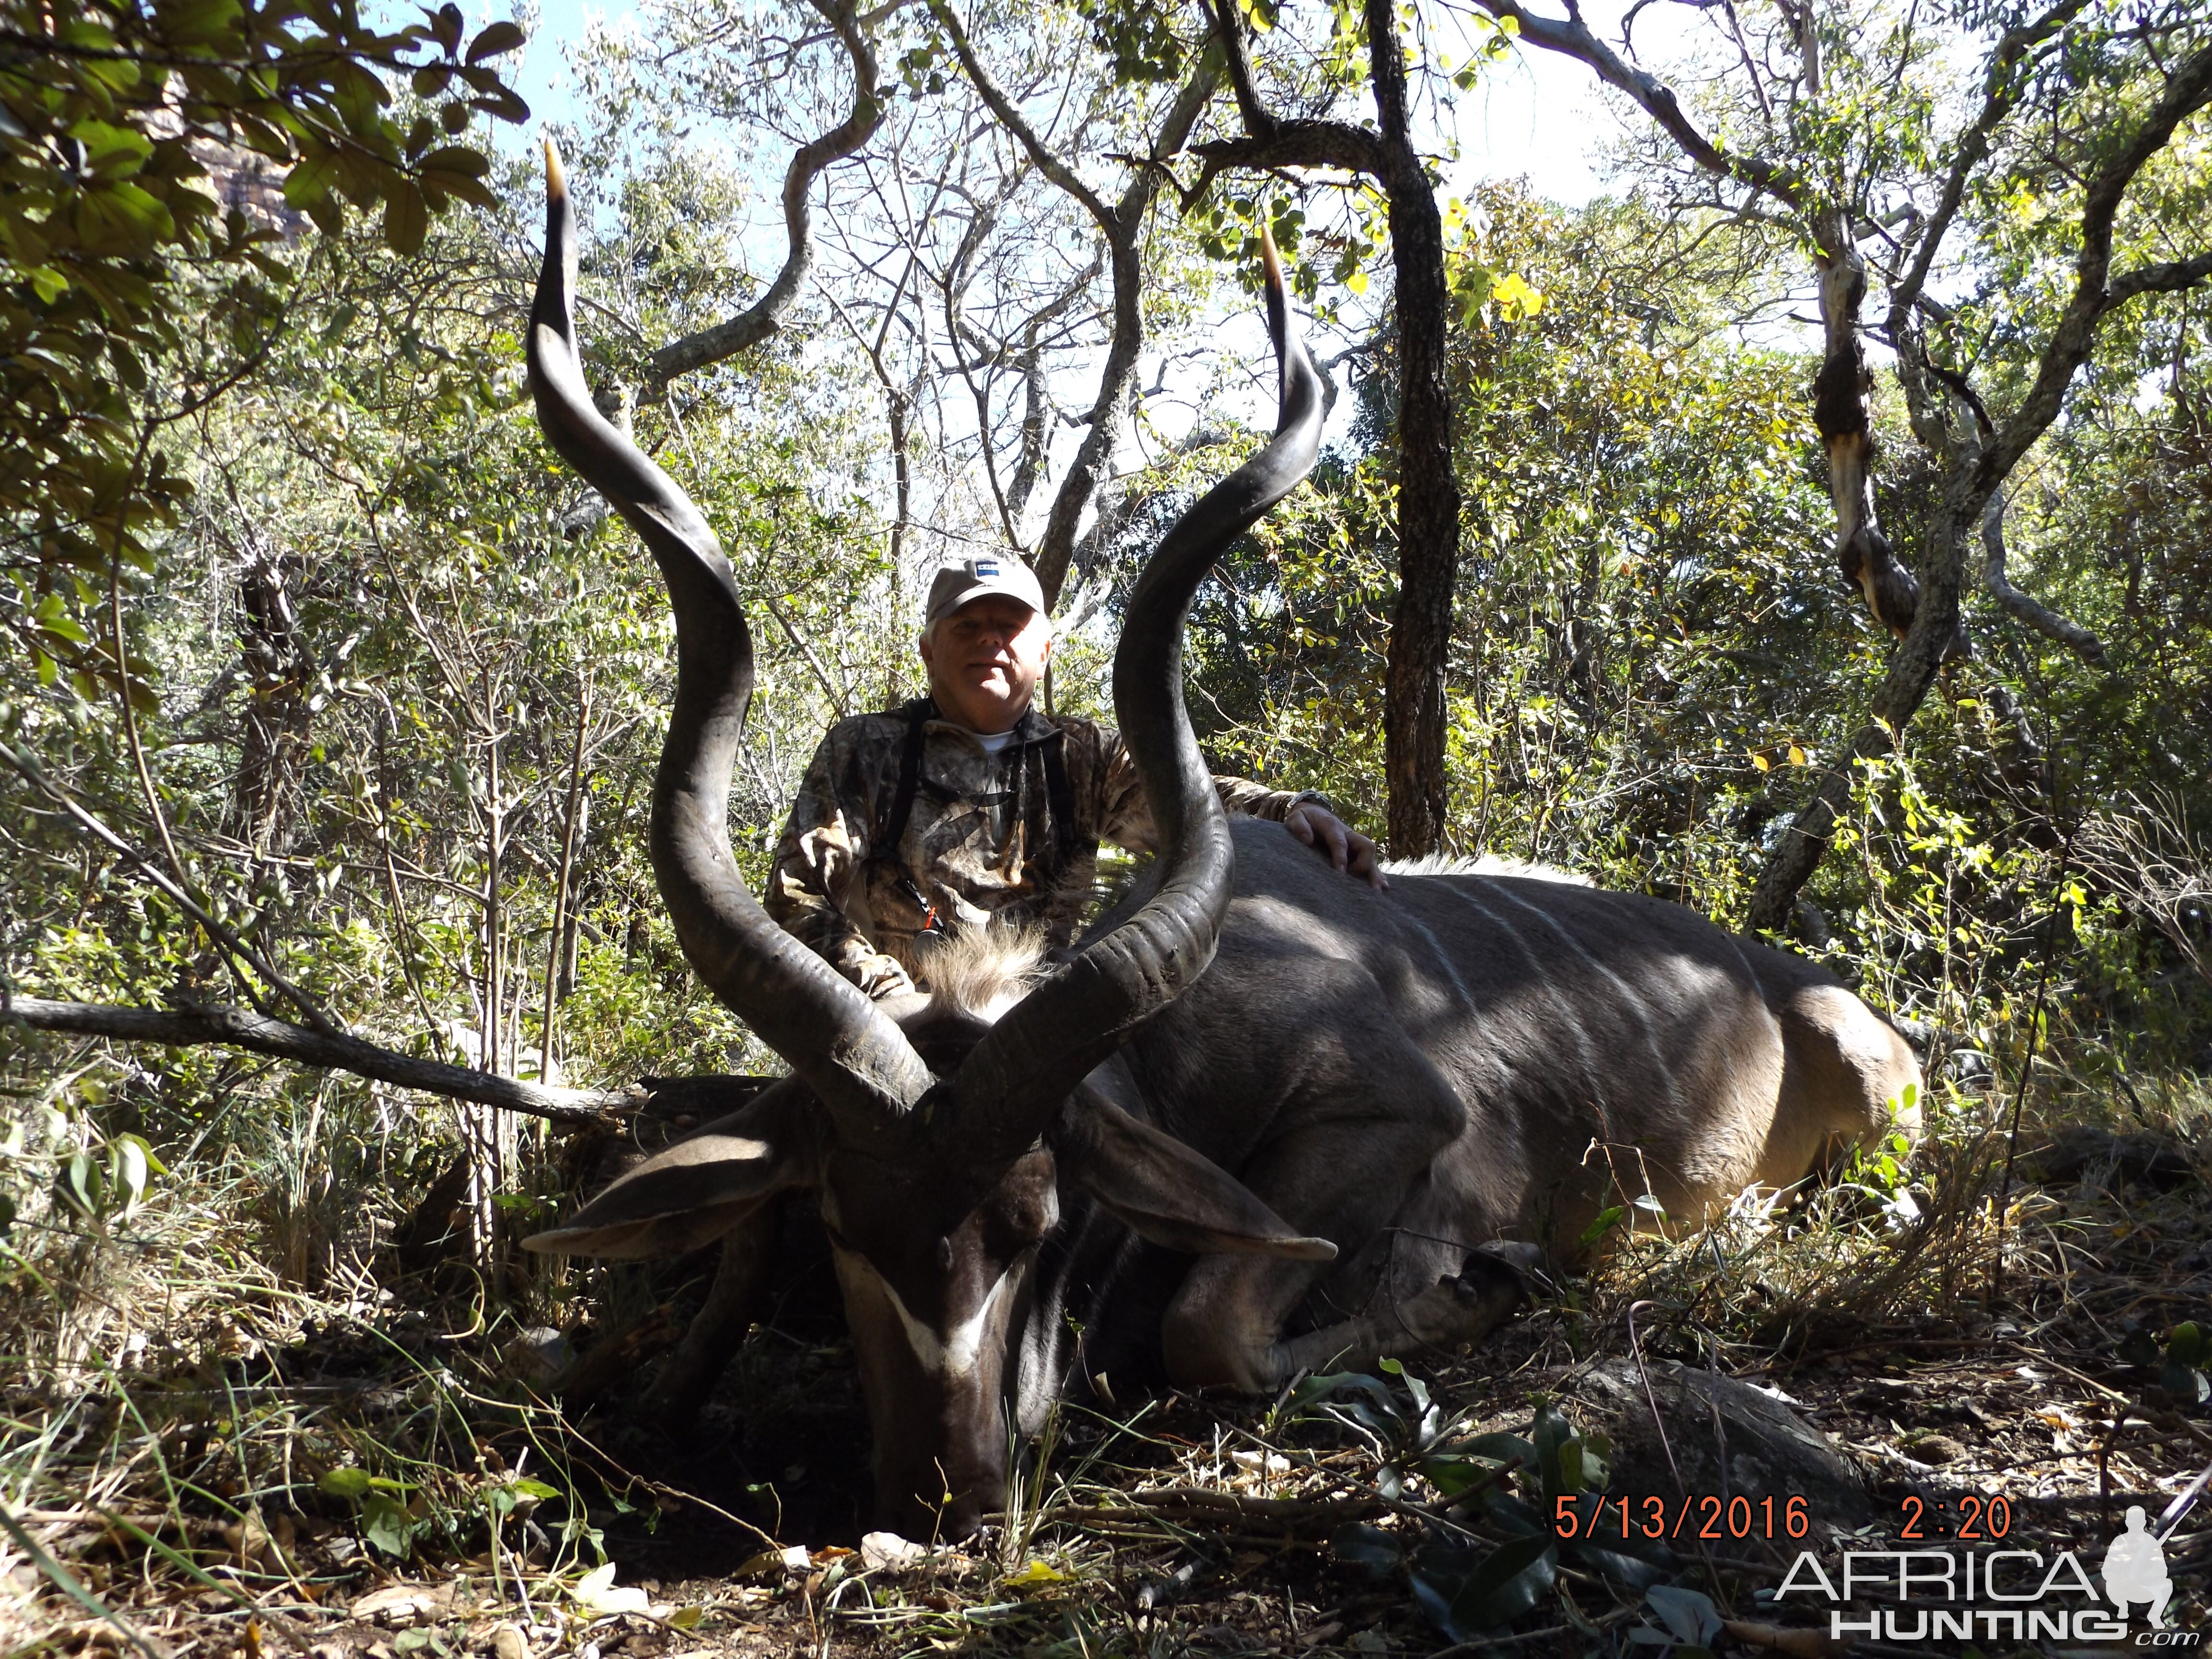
1745 492 1969 932
230 545 312 854
1811 237 1921 641
1367 0 1459 858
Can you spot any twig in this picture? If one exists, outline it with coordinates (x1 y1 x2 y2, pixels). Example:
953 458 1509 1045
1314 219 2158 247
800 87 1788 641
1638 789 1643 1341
1993 817 2080 1303
0 741 339 1035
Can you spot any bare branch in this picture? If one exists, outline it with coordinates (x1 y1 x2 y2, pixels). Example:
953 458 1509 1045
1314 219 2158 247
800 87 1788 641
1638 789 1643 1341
0 996 640 1126
1 741 338 1036
926 0 1114 231
1982 490 2109 666
1984 42 2212 486
1466 0 1810 216
647 0 888 385
1885 0 2093 328
1025 54 1222 602
1202 0 1276 139
2106 247 2212 306
1007 247 1105 523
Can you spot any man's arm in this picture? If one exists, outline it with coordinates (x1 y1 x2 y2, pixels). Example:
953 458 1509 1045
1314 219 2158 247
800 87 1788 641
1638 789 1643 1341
765 728 918 998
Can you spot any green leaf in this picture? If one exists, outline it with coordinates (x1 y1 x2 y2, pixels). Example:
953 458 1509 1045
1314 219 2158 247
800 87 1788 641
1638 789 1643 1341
1411 1535 1558 1643
1331 1523 1402 1579
466 20 525 61
384 182 428 255
1576 1205 1625 1251
1647 1586 1721 1647
1561 1525 1674 1590
283 152 338 209
420 144 490 178
361 1490 413 1556
58 1151 102 1218
1531 1402 1579 1498
317 1467 373 1500
107 1136 150 1211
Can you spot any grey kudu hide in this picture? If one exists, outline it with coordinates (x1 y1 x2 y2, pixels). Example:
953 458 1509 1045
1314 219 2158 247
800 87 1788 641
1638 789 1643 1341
523 140 1923 1539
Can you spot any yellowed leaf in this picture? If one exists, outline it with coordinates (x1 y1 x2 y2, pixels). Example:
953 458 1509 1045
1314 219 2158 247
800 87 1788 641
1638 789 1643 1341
1493 270 1545 318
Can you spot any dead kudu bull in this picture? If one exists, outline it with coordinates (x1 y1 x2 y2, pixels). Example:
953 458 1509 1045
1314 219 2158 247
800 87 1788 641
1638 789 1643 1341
522 142 1923 1539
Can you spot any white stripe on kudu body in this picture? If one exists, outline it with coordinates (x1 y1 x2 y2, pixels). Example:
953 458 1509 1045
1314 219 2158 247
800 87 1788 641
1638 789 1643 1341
1431 878 1611 1114
1477 877 1687 1122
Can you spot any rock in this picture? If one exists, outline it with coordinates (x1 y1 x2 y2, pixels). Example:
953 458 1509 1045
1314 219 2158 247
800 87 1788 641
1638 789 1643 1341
2026 1128 2196 1189
1560 1358 1874 1535
1912 1433 1968 1465
503 1327 574 1383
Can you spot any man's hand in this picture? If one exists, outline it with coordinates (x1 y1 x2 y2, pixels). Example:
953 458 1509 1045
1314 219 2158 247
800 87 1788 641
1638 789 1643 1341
1284 804 1389 891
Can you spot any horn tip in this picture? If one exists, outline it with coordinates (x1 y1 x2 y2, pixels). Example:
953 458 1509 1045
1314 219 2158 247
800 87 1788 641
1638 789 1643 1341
543 133 567 202
1258 216 1283 296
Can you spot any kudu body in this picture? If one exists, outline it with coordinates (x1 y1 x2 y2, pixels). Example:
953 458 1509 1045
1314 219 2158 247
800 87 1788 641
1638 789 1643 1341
522 143 1921 1539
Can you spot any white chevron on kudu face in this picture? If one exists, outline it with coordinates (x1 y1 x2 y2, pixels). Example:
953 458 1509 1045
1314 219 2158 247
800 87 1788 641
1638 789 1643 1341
839 1250 1019 1381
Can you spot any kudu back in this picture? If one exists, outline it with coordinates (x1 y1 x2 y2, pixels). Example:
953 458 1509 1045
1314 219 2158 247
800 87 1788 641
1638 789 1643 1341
520 140 1920 1539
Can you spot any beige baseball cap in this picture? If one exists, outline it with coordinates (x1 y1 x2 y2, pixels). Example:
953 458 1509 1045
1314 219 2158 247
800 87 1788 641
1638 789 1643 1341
925 554 1046 627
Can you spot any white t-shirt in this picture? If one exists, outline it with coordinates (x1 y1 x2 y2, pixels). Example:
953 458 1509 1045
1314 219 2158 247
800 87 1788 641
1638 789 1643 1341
969 726 1018 756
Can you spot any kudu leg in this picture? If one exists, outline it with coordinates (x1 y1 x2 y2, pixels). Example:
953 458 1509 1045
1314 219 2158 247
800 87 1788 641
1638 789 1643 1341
643 1199 780 1422
1268 1244 1537 1383
1161 1003 1478 1392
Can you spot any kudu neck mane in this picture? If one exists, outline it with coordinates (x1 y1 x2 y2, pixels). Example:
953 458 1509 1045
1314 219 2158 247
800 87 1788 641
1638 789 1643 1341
904 927 1052 1026
1379 851 1591 886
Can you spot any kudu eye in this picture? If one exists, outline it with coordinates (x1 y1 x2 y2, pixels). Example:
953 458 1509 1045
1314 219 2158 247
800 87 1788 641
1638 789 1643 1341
934 1235 955 1271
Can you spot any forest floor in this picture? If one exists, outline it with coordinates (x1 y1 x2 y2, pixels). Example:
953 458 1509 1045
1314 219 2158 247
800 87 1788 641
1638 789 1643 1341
4 1091 2210 1659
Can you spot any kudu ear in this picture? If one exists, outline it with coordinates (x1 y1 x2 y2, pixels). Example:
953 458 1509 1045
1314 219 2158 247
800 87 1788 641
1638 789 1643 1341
524 1083 816 1261
1059 1094 1337 1262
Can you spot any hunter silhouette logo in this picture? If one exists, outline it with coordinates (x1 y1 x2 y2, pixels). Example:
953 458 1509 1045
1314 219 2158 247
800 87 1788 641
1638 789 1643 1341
2105 1506 2175 1629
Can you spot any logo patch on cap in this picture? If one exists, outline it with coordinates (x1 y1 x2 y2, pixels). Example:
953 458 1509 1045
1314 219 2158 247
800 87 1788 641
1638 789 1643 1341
975 560 1000 577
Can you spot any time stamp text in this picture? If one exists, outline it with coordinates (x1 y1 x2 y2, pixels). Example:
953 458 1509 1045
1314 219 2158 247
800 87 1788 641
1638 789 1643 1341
1551 1493 2017 1542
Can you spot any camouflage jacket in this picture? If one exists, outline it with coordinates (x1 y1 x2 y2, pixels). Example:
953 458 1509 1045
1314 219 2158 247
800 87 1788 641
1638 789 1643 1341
765 699 1322 997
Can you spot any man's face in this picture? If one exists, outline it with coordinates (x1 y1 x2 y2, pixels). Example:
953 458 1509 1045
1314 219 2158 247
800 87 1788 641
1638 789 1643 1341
920 594 1053 733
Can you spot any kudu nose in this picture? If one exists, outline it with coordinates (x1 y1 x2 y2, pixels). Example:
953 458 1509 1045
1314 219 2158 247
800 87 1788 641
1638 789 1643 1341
885 1467 1003 1542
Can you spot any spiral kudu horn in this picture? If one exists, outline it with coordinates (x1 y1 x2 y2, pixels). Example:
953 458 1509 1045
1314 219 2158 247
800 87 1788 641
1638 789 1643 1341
526 138 931 1133
942 227 1327 1158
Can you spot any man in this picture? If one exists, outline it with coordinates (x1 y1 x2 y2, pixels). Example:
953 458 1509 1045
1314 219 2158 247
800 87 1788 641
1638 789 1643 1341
768 553 1385 998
